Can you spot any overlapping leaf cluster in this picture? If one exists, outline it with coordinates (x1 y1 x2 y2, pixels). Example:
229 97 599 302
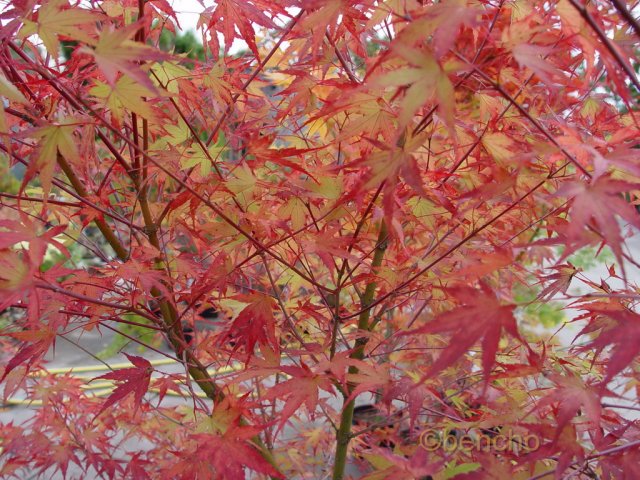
1 0 640 478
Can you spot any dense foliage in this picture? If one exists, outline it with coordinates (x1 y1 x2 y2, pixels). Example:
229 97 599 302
1 0 640 478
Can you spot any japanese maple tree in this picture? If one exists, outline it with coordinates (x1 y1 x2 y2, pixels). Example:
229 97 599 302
1 0 640 479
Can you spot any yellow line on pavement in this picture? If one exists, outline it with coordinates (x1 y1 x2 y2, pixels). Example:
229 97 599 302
2 386 210 407
41 357 177 374
4 358 282 406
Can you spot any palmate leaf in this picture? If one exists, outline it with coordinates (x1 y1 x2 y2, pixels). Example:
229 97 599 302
198 0 285 58
512 43 563 87
21 119 80 197
19 0 98 56
0 74 28 104
298 0 374 58
263 362 335 432
166 430 283 479
536 263 579 301
406 283 527 381
90 76 158 123
309 88 397 145
0 249 34 306
218 294 279 356
0 219 68 310
82 23 168 93
0 328 56 384
556 175 640 274
92 353 153 416
375 44 455 127
535 372 603 438
576 301 640 384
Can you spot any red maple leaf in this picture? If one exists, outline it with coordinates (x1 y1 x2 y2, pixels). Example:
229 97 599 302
0 328 57 384
92 353 153 416
151 374 185 404
199 0 284 59
534 371 604 438
218 294 278 356
537 262 580 301
556 175 640 276
169 430 283 479
167 399 283 478
405 283 526 381
576 301 640 384
263 362 335 431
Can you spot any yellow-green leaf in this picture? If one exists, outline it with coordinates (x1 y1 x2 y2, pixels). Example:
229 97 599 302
376 45 454 126
90 76 157 122
482 132 514 163
226 164 256 195
19 0 97 56
28 119 80 195
0 74 27 104
278 197 307 230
